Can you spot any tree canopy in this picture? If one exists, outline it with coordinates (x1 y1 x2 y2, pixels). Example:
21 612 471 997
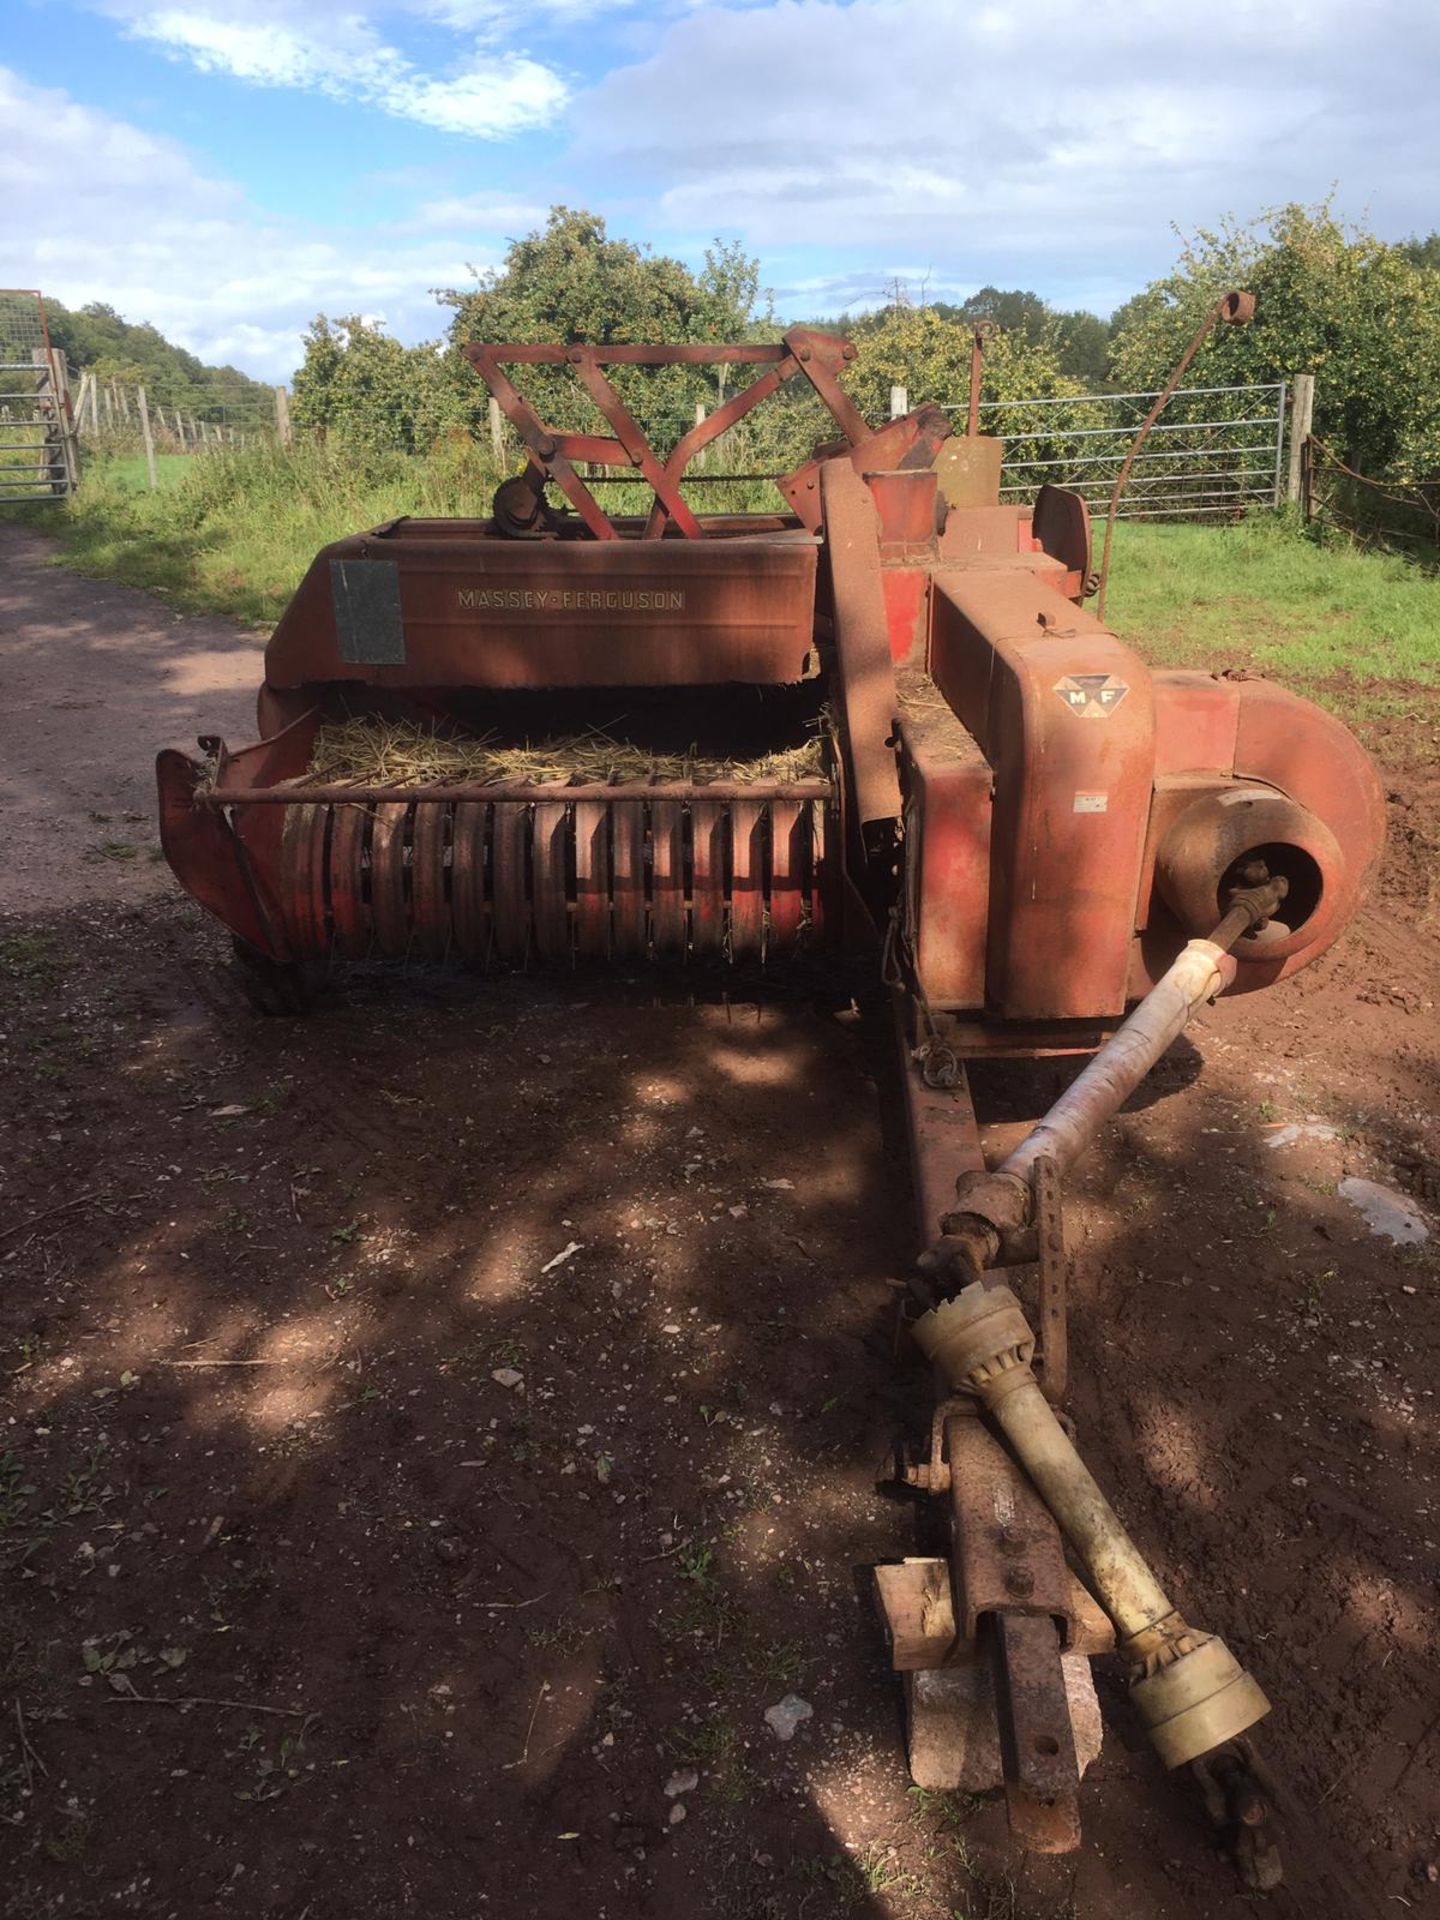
39 298 272 423
1110 204 1440 480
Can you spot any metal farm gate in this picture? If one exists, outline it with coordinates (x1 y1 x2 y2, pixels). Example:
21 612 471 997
0 290 79 502
974 381 1288 520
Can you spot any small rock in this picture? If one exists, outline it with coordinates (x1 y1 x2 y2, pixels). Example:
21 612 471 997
1338 1177 1429 1245
764 1694 813 1742
761 1178 794 1191
211 1104 248 1118
728 1204 748 1219
1264 1122 1339 1150
433 1536 468 1564
664 1768 699 1798
491 1367 524 1390
668 1802 687 1825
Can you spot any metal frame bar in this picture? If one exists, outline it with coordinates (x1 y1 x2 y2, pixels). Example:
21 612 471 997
998 443 1277 473
961 382 1285 411
994 415 1278 445
462 326 866 541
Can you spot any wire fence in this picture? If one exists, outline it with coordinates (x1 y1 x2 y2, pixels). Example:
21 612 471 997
1308 435 1440 556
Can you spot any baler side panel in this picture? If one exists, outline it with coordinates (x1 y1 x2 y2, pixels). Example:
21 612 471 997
930 576 1156 1020
264 535 821 694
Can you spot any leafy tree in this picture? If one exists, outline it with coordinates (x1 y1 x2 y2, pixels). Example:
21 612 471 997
843 300 1099 441
291 316 451 454
39 298 272 424
437 207 772 451
1052 310 1112 388
442 207 765 349
1110 204 1440 480
1403 232 1440 272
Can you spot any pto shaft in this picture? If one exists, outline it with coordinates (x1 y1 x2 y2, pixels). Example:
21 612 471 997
912 1280 1271 1768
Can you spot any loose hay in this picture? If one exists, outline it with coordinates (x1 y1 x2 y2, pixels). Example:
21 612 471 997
303 716 828 788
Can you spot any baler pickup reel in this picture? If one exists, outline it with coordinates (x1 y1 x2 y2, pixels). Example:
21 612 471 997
155 306 1385 1887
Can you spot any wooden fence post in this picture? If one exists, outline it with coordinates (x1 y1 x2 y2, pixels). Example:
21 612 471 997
488 397 505 467
274 386 292 447
136 385 158 490
1286 372 1315 505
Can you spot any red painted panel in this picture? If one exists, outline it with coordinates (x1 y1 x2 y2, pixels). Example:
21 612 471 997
931 575 1155 1019
265 533 820 693
881 568 928 666
1153 671 1240 774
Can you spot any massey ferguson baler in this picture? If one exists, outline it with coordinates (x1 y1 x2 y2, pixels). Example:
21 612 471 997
157 315 1384 1882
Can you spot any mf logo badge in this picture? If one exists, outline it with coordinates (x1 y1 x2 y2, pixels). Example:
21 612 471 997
1054 672 1129 720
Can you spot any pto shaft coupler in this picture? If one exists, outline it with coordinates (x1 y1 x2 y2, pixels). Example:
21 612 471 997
909 1280 1271 1768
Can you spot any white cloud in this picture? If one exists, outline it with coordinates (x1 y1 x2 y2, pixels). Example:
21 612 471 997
105 2 569 137
577 0 1440 307
409 190 551 230
0 65 514 379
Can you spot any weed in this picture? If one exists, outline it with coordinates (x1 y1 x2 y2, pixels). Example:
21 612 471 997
0 1452 37 1533
855 1843 923 1899
668 1719 755 1806
234 1714 320 1802
0 933 57 983
675 1542 715 1587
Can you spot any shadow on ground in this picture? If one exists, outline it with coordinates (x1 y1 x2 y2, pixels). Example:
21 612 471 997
2 895 1437 1920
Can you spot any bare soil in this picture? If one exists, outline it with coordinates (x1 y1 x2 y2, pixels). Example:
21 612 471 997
2 523 1438 1920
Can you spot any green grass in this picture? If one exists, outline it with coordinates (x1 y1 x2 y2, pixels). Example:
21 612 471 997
98 452 191 492
2 439 507 627
1104 514 1440 757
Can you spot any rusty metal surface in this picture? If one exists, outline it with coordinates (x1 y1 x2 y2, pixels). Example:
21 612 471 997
263 534 822 694
929 572 1156 1020
1033 1155 1068 1404
893 997 985 1248
204 777 832 806
821 459 903 831
934 437 1004 512
988 1612 1082 1853
1031 484 1092 596
464 328 864 541
945 1413 1077 1644
250 792 841 967
895 672 992 1013
780 404 952 534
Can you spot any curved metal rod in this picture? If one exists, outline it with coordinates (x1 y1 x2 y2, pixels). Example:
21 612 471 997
1094 289 1255 621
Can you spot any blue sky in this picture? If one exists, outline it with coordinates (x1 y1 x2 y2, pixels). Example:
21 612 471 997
2 0 1436 381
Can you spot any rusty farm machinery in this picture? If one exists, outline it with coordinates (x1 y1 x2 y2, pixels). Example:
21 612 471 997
156 307 1385 1882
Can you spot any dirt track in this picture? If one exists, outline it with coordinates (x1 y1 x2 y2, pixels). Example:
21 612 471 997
2 522 1438 1920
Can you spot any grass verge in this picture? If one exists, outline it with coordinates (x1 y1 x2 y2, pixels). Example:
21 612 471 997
1103 512 1440 763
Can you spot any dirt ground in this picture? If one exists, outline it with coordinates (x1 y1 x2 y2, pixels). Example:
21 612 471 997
2 521 1438 1920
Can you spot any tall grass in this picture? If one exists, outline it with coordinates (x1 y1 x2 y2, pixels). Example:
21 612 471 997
10 438 506 626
